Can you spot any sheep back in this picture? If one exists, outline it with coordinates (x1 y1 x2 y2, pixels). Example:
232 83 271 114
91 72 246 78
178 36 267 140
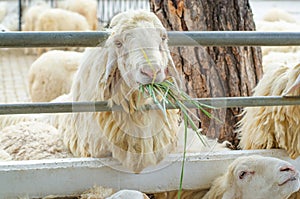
28 50 82 102
238 63 300 159
36 8 89 31
0 121 72 160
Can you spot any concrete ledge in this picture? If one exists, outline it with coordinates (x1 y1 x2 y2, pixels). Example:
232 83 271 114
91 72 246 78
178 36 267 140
0 149 299 198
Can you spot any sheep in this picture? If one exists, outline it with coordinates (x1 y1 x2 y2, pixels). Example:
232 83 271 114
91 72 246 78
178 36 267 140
36 8 89 31
23 3 50 32
262 8 297 23
153 155 300 199
28 50 83 102
35 8 90 55
0 121 71 160
237 63 300 159
58 0 98 30
256 9 300 56
106 190 150 199
0 10 179 172
0 10 226 172
48 9 183 173
43 186 149 199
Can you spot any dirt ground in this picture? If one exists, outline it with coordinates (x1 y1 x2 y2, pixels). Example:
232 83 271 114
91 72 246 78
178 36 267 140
0 48 37 103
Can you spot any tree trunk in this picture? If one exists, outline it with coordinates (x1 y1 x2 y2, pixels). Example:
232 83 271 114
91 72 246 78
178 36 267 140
149 0 263 146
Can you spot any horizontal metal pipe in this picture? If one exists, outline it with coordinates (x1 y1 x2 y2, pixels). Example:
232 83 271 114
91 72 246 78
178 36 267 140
1 96 300 115
1 31 300 47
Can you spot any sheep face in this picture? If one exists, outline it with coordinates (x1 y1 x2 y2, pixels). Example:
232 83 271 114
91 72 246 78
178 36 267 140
224 156 299 199
110 26 169 87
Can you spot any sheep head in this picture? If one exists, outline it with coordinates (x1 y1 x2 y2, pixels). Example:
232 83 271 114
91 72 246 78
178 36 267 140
102 10 181 102
207 155 300 199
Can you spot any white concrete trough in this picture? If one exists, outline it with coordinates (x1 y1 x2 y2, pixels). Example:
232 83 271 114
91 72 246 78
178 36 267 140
0 149 299 198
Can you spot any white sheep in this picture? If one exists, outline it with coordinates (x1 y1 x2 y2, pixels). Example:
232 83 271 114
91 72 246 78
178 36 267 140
237 62 300 159
44 186 149 199
153 155 300 199
262 8 297 23
0 121 71 160
35 8 90 55
50 10 182 173
203 155 299 199
28 50 83 102
256 9 300 56
23 3 50 32
106 190 150 199
58 0 98 30
0 10 225 173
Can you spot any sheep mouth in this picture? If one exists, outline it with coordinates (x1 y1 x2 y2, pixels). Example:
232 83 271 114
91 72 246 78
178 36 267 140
278 175 299 186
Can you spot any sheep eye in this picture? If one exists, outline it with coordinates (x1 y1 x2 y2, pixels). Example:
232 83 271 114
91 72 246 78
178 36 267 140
239 171 247 179
114 40 122 48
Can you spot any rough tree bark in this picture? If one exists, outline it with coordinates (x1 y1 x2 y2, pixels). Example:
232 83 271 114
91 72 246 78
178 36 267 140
149 0 263 146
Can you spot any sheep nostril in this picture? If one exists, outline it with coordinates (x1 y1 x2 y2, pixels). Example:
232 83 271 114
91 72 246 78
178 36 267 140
280 166 296 173
141 67 161 78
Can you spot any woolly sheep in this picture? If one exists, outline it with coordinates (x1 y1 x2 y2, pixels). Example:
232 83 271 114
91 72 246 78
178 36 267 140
28 50 83 102
153 155 300 199
23 3 50 32
237 63 300 159
106 190 150 199
0 10 225 173
43 186 149 199
50 10 182 173
256 9 300 56
0 121 71 160
262 8 296 23
35 8 90 55
59 0 98 30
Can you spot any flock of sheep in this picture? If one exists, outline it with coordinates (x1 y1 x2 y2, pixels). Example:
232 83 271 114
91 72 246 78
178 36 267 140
0 1 300 198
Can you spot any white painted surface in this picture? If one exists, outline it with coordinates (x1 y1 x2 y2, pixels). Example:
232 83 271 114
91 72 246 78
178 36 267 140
0 149 299 198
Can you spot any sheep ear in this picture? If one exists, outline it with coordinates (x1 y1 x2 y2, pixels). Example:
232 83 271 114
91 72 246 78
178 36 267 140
105 49 118 83
282 74 300 96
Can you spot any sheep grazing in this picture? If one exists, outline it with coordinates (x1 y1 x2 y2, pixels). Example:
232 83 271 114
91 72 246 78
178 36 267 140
51 10 182 173
153 155 300 199
0 10 221 172
28 50 83 102
59 0 98 30
237 62 300 159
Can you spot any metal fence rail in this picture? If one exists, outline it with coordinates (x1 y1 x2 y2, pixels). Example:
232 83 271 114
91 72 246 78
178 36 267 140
1 31 300 47
1 96 300 115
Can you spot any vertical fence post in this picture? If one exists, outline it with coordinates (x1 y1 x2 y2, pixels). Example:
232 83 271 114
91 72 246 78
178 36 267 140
19 0 22 31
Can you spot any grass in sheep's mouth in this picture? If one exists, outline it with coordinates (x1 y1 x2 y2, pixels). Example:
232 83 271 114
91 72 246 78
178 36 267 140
139 78 218 199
